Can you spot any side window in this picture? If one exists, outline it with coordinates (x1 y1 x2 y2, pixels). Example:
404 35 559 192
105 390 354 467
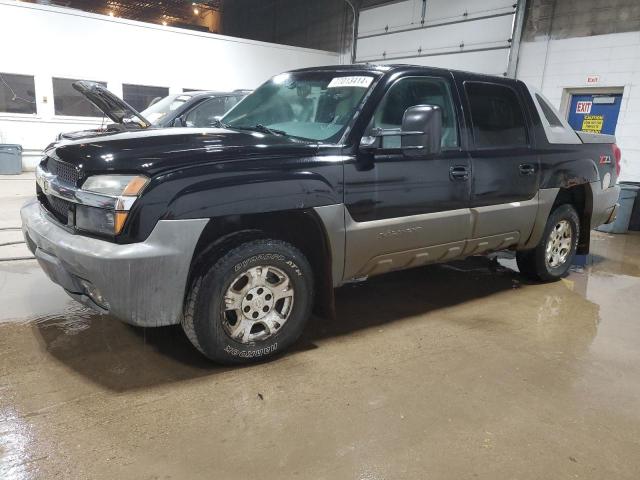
371 77 459 149
184 98 228 127
465 82 528 147
225 95 243 111
535 93 563 127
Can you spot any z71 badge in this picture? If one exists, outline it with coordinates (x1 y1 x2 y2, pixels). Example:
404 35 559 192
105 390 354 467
599 154 612 164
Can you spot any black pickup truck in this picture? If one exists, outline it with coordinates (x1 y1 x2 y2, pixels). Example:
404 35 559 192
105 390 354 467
22 64 621 363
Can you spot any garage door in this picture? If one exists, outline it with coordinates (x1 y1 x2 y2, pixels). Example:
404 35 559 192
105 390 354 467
356 0 518 76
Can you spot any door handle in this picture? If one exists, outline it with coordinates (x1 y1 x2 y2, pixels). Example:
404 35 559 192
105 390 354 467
519 163 536 175
449 165 469 181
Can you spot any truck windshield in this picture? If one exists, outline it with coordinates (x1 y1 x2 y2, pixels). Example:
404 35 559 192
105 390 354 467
141 94 190 125
221 72 377 142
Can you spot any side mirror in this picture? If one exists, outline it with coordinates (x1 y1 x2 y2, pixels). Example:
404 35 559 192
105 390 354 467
173 117 185 127
359 105 442 156
401 105 442 156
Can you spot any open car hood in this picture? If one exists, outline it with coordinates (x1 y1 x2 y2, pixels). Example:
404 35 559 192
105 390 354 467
72 81 151 128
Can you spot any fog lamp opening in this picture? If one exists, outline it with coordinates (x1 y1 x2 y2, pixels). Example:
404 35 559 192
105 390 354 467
79 279 109 310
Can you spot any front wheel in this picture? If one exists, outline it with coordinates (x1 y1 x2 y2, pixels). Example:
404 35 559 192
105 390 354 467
182 239 314 364
516 204 580 282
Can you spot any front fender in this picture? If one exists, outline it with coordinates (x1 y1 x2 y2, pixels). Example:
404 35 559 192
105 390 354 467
168 169 341 219
120 154 344 243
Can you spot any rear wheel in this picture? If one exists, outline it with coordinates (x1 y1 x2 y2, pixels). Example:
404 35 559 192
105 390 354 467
182 239 313 364
516 204 580 282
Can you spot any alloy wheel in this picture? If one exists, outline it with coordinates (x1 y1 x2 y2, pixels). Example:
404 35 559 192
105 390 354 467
545 219 573 268
221 265 294 344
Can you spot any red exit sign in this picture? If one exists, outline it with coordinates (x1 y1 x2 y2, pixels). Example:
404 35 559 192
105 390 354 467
586 75 600 84
576 101 592 114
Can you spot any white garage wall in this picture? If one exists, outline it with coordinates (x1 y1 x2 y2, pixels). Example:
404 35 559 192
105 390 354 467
0 0 339 169
356 0 517 75
517 32 640 182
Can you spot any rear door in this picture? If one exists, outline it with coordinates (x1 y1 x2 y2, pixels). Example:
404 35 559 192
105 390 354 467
458 78 539 243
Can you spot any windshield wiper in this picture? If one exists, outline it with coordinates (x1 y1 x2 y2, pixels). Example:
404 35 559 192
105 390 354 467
211 118 229 128
229 124 288 137
253 124 288 136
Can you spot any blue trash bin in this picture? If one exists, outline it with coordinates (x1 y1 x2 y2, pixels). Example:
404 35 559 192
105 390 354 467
597 183 640 234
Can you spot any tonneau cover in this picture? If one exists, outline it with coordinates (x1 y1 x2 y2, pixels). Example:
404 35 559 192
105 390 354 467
576 131 616 144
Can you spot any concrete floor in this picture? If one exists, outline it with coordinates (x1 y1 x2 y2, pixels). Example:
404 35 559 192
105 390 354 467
1 175 640 479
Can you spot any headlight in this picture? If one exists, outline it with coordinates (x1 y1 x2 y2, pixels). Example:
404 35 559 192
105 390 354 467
82 175 149 196
78 175 149 236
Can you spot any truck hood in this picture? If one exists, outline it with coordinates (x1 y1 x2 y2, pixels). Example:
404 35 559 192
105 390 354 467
46 127 319 176
72 81 151 128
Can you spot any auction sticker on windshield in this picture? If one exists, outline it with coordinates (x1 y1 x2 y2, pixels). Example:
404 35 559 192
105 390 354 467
327 76 373 88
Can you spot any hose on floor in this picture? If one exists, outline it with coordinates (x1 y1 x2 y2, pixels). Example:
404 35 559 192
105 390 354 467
0 241 25 247
0 228 34 260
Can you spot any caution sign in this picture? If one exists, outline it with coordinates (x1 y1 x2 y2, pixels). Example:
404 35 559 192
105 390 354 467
581 115 604 133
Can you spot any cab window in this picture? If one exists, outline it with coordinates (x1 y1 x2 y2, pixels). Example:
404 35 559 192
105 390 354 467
465 82 528 147
371 76 459 149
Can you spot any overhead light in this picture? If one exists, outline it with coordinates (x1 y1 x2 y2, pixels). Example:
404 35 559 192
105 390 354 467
108 10 114 16
193 7 200 14
162 20 168 26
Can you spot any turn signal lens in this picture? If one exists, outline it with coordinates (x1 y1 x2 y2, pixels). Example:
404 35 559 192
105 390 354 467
122 176 149 196
114 211 128 235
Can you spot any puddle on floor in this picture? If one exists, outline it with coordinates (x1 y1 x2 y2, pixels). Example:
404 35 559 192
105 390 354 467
0 260 86 324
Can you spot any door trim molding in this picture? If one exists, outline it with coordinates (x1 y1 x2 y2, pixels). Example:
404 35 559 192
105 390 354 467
314 190 563 286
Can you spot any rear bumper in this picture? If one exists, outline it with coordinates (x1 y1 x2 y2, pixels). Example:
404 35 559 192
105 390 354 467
21 199 208 327
603 203 619 225
591 183 621 229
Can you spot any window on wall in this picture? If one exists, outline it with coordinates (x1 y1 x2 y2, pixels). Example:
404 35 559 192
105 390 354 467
0 73 37 114
53 78 106 117
123 84 169 111
465 82 528 147
370 76 459 149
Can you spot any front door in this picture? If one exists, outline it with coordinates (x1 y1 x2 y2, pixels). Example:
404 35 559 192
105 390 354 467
343 73 472 280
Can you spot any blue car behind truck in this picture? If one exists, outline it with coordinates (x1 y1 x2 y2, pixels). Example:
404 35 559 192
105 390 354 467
22 64 621 364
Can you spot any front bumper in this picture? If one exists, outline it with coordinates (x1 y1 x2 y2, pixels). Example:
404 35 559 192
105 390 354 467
21 199 208 327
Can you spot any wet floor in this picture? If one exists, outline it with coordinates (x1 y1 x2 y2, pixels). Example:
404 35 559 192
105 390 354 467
1 231 640 479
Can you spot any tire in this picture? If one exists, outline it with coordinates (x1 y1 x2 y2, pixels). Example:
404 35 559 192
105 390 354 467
516 204 580 282
182 239 314 364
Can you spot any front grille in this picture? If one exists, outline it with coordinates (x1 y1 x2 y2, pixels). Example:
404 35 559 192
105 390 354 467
47 158 80 186
40 194 73 225
37 157 80 225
